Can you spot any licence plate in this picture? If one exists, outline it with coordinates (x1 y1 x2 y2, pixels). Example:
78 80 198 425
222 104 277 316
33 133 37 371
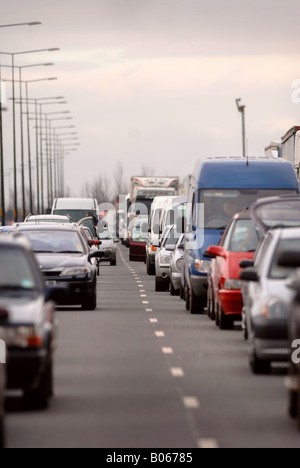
46 281 57 286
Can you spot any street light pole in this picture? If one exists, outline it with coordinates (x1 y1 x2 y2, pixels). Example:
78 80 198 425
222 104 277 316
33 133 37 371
235 98 246 158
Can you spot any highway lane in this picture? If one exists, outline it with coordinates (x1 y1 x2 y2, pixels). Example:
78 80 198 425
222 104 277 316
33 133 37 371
6 245 300 448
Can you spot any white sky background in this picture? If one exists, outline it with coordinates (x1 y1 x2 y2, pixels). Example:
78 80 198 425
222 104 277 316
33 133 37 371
1 0 300 197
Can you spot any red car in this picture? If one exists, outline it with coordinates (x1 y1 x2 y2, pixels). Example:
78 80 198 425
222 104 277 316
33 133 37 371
205 210 262 330
129 217 149 263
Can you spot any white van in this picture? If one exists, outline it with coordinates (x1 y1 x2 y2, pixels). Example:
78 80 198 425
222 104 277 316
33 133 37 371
51 198 99 223
159 195 187 236
146 196 172 275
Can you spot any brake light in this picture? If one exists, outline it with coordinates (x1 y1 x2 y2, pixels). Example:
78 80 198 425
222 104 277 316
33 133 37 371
27 335 43 348
152 246 156 252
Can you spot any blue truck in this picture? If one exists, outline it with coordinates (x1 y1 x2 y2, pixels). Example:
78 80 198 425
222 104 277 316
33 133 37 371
183 156 300 314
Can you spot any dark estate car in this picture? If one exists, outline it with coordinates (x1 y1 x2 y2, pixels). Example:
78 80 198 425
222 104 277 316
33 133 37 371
14 224 103 311
0 234 62 412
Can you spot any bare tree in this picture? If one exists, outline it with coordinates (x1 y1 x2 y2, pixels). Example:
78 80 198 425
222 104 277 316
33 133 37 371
141 165 155 176
81 174 111 204
113 162 128 199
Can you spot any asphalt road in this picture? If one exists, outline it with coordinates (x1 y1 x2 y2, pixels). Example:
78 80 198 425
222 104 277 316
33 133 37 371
5 245 300 448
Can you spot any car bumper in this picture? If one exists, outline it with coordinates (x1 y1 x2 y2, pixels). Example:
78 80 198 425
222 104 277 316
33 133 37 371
156 265 171 280
130 244 147 262
252 317 289 361
218 289 243 317
46 279 95 305
171 272 182 290
6 347 49 390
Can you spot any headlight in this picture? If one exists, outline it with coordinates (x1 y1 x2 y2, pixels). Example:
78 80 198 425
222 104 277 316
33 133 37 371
176 258 183 271
261 298 288 319
224 279 242 290
60 267 90 279
160 254 171 265
0 326 43 348
195 259 210 274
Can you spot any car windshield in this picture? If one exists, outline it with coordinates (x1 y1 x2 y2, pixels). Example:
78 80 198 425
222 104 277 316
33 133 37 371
200 189 297 229
0 248 38 292
21 230 85 254
98 230 112 240
132 222 148 242
53 209 97 223
269 238 300 280
228 220 262 252
163 227 176 248
253 200 300 230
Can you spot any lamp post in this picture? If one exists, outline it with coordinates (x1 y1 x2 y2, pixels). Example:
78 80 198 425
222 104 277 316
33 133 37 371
235 98 246 158
2 64 55 216
0 48 59 220
0 22 41 225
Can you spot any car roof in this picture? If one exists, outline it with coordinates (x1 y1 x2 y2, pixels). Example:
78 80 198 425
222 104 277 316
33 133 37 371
13 223 80 232
233 208 252 221
270 227 300 240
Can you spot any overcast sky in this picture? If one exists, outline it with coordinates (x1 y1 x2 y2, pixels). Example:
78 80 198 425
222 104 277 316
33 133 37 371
1 0 300 198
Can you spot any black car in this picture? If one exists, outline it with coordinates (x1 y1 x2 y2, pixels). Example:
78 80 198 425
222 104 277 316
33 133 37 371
0 234 62 410
14 224 103 311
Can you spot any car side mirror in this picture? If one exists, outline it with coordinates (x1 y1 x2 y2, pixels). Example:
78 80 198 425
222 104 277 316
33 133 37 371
203 250 216 259
240 269 259 282
88 251 105 263
205 245 227 259
240 259 254 269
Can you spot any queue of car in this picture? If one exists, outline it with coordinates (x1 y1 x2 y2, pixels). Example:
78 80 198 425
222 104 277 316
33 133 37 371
0 199 117 447
131 158 300 433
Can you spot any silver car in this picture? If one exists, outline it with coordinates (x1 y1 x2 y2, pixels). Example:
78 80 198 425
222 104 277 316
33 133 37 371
98 229 119 266
241 227 300 374
154 225 176 292
169 234 185 296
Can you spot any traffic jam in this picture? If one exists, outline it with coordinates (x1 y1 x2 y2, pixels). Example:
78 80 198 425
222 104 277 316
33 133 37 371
2 1 300 451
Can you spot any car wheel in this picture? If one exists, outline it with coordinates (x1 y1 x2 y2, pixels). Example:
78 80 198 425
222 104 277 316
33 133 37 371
219 308 234 330
189 287 205 315
82 286 97 311
24 359 52 410
180 283 185 300
155 277 166 292
147 257 155 276
0 411 5 449
170 280 179 296
289 390 298 419
249 339 271 375
208 286 215 320
110 257 117 266
185 285 190 311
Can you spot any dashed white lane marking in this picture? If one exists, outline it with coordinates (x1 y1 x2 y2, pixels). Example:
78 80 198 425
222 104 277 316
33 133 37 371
137 281 142 283
170 367 185 377
162 347 173 355
183 396 200 409
198 439 219 449
183 397 200 409
150 318 158 323
143 301 149 305
138 285 143 288
146 309 153 312
155 331 165 337
141 295 147 298
140 290 146 293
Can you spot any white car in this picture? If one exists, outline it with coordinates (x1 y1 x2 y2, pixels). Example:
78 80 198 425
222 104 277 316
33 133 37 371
154 225 176 292
241 227 300 375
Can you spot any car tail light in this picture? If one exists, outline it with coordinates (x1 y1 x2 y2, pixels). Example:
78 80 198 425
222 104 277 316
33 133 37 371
152 246 156 252
0 308 8 321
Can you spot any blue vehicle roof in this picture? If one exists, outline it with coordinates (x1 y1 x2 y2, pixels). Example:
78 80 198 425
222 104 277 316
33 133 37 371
193 157 299 190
